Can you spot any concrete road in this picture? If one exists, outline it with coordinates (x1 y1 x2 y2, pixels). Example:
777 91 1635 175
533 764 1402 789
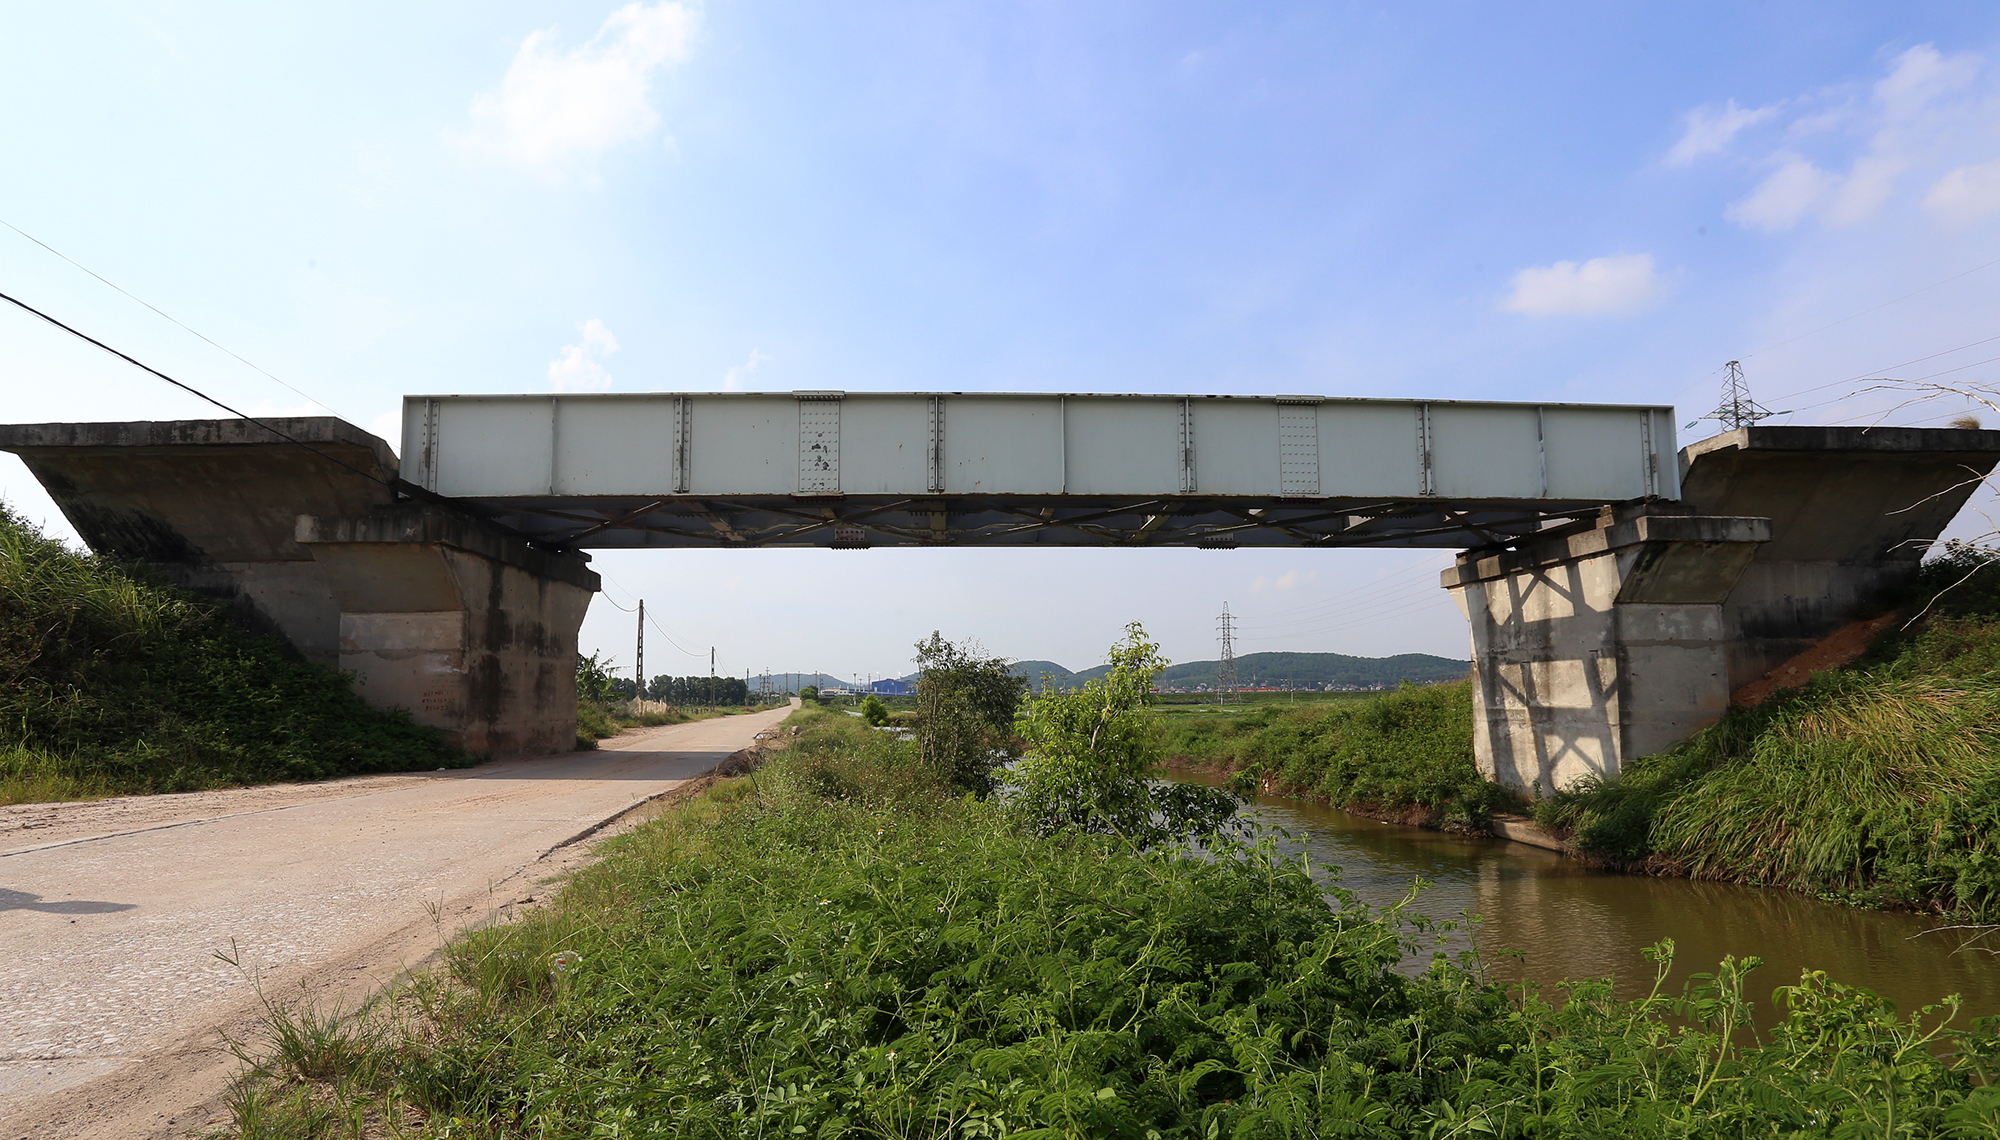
0 703 795 1139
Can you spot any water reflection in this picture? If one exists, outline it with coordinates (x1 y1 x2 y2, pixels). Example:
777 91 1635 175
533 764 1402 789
1199 779 2000 1025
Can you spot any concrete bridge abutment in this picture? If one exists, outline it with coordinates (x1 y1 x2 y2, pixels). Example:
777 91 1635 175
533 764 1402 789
0 418 598 761
1452 425 2000 795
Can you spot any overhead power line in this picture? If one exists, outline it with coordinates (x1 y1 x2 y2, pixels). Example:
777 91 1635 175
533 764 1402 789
595 572 708 658
1668 254 2000 411
0 287 392 493
0 216 342 419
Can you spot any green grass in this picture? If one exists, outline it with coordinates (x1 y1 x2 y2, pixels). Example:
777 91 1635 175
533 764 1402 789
220 708 2000 1138
0 502 468 803
1538 549 2000 917
1161 680 1514 829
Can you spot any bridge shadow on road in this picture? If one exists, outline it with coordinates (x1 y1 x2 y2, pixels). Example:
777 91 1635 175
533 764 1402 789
0 888 136 914
410 749 747 783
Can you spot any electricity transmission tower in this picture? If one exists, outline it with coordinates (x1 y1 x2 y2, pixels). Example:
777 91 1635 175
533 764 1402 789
1704 361 1778 431
1216 603 1238 704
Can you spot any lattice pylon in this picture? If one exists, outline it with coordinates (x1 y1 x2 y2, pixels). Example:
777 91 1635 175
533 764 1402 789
1704 361 1777 431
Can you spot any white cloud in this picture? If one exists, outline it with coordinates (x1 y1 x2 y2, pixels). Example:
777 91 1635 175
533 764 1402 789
1500 254 1662 317
1699 44 1986 233
1667 99 1779 165
467 2 698 174
722 348 769 390
550 319 620 391
1874 44 1980 121
1823 150 1908 227
1727 155 1837 231
1924 159 2000 224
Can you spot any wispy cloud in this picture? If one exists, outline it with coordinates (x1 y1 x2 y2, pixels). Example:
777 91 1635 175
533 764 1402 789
467 2 698 177
550 319 620 391
1689 44 1987 232
722 348 769 390
1500 254 1661 317
1924 158 2000 225
1726 154 1837 231
1667 99 1780 166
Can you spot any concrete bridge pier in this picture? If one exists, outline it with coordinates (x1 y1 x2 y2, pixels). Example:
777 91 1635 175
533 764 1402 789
297 509 597 758
1443 506 1771 794
0 418 598 760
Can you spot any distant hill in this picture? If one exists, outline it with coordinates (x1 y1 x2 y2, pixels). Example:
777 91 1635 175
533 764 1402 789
1007 660 1076 688
851 651 1467 696
886 659 1077 692
1073 650 1467 691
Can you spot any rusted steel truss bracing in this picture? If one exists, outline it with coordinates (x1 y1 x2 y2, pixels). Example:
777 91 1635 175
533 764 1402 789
453 494 1625 551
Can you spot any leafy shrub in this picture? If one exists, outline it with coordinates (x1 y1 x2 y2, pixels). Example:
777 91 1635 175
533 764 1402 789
858 693 890 726
912 631 1024 795
1013 622 1241 845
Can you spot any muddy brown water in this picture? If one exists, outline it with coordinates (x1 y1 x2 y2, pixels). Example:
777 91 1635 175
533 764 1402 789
1181 775 2000 1029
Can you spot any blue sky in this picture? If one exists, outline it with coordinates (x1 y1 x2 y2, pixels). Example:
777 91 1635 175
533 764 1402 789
6 2 2000 682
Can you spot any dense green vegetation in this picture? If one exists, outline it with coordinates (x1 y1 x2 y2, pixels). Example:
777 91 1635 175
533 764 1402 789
0 503 466 804
1538 548 2000 918
227 708 2000 1138
1161 679 1510 829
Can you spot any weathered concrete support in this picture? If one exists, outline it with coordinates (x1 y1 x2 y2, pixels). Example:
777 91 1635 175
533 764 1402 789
297 509 597 758
0 418 599 760
1679 426 2000 690
1443 506 1771 794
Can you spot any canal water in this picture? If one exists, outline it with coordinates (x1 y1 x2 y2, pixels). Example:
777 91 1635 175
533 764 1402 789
1190 777 2000 1027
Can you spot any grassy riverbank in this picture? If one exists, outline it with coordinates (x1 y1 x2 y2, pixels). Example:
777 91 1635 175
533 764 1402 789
0 503 466 804
1161 679 1512 828
226 709 2000 1138
1539 550 2000 918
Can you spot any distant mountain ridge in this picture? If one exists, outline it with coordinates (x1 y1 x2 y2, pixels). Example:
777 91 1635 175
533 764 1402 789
775 652 1468 694
1087 650 1468 690
885 651 1467 691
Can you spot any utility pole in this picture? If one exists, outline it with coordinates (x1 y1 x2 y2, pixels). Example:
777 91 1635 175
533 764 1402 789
1216 602 1238 705
635 599 644 706
709 647 716 710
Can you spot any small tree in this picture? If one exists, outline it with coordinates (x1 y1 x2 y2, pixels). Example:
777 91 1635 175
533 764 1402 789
859 694 890 726
1014 621 1239 845
576 652 617 706
799 685 819 703
913 631 1025 796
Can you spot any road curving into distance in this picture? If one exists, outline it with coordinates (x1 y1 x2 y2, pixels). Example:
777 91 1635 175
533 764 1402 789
0 701 796 1140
